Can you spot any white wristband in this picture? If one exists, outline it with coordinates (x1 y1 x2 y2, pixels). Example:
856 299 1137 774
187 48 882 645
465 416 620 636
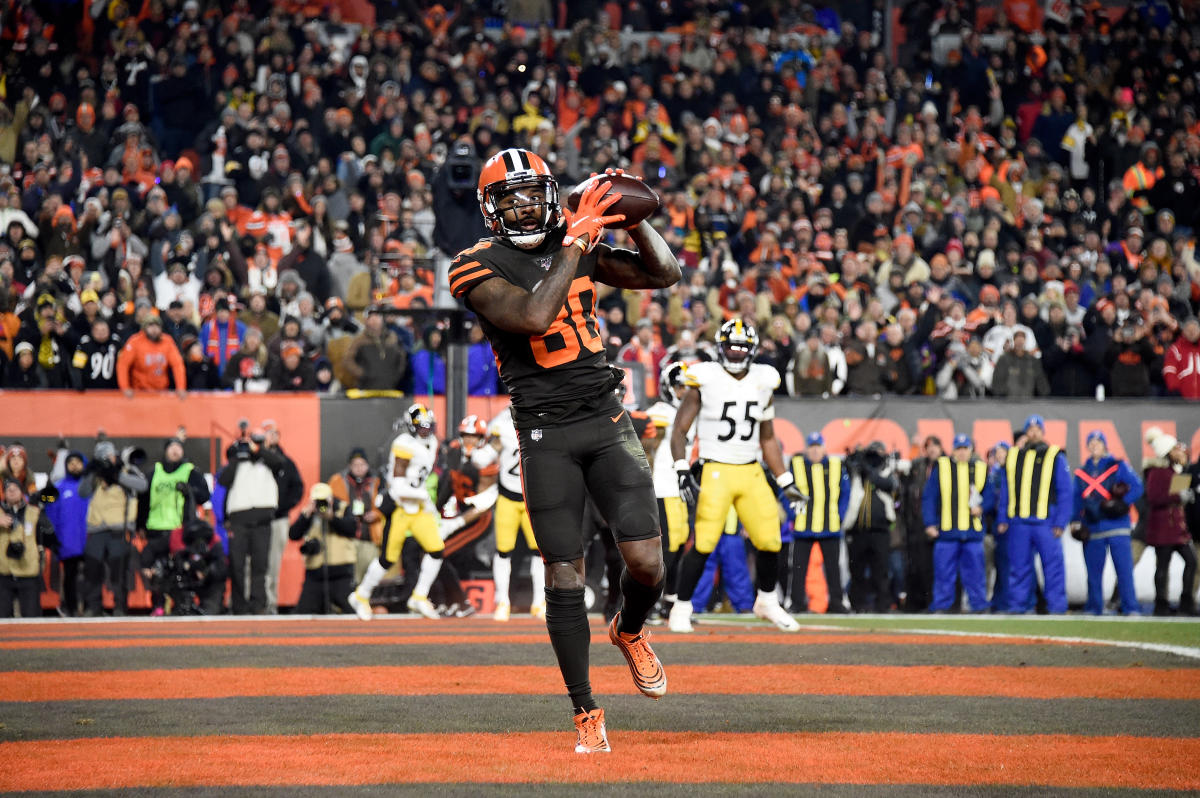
674 459 691 472
776 472 795 489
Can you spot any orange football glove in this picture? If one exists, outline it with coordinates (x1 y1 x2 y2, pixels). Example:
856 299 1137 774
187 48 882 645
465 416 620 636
563 180 625 253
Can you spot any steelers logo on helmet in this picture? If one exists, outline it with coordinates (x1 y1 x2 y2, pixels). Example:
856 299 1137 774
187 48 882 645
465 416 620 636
658 361 688 406
716 319 758 375
457 414 488 453
477 148 560 249
405 402 436 438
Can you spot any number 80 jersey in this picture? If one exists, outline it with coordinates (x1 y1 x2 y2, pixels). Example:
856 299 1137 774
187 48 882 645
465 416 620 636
449 230 615 427
685 361 780 465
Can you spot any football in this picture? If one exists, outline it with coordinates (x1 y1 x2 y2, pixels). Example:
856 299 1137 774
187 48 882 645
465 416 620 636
565 173 661 229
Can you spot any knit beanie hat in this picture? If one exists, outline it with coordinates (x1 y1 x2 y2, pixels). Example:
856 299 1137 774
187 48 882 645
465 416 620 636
1145 427 1178 460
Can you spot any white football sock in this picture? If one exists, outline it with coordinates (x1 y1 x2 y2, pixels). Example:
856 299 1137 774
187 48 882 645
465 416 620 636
413 554 442 598
529 556 545 600
492 554 512 605
356 559 387 598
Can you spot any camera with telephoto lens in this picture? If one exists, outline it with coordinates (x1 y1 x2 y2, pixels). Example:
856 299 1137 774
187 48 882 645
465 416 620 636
314 498 330 514
445 141 478 191
844 442 889 475
299 537 322 556
6 540 24 559
232 440 253 461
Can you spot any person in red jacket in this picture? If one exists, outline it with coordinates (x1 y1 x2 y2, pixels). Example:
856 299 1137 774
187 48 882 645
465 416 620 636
116 315 187 398
1163 317 1200 399
1142 427 1197 616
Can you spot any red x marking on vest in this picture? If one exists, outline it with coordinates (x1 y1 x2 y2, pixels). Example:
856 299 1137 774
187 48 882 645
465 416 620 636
1074 464 1120 501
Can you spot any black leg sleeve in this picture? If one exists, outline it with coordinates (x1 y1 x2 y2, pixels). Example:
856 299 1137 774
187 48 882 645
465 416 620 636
617 568 664 635
755 549 779 594
674 547 709 603
544 586 596 714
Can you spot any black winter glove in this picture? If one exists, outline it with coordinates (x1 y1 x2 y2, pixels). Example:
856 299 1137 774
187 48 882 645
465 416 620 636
676 461 700 506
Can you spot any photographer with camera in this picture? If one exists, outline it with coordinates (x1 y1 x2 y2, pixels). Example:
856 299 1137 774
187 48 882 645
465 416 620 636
79 439 148 616
432 139 489 261
1071 430 1144 615
217 428 284 615
289 483 357 614
844 441 901 613
165 520 227 615
141 437 211 616
0 477 54 617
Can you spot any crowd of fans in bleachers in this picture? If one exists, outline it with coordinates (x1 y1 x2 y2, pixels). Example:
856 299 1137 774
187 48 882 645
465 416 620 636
0 0 1198 400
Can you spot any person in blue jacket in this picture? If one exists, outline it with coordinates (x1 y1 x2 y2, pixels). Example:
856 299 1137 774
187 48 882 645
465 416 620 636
43 451 89 616
995 415 1074 614
922 434 990 612
691 512 755 615
984 442 1010 613
1072 430 1144 615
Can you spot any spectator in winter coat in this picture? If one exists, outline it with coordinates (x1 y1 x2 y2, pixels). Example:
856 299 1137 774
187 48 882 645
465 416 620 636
1163 317 1200 399
466 322 500 395
990 330 1049 397
267 342 318 391
221 327 270 392
1142 428 1198 615
1105 322 1156 397
116 315 186 396
342 307 406 390
198 298 245 377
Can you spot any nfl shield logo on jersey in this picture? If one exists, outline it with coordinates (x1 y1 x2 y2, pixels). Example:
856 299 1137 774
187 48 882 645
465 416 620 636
536 256 552 271
532 429 542 442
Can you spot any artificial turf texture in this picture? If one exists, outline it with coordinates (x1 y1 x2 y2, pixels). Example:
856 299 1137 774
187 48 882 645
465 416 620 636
3 614 1198 795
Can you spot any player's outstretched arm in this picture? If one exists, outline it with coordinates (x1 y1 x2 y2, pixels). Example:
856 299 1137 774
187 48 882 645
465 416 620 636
670 387 700 463
594 220 682 290
466 246 585 336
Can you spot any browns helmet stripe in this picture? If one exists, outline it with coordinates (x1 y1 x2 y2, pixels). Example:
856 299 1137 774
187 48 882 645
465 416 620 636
502 150 519 172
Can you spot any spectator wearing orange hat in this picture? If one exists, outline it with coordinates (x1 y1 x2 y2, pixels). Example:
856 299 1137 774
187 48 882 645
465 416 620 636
163 155 202 224
267 341 317 391
876 233 929 286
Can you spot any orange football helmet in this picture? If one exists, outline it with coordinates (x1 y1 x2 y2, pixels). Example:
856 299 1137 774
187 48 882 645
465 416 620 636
477 148 560 249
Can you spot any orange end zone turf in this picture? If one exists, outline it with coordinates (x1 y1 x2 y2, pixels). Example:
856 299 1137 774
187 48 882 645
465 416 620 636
2 732 1198 792
12 664 1200 702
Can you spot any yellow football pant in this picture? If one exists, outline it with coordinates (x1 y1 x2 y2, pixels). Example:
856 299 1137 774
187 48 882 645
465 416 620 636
694 461 780 554
494 493 537 553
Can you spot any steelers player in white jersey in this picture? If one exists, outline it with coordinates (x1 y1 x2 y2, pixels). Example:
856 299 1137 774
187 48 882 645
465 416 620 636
668 319 806 632
349 403 446 620
487 409 547 621
645 361 694 614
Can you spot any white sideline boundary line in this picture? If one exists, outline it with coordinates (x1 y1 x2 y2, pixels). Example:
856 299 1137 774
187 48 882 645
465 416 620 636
3 613 1198 661
687 614 1200 662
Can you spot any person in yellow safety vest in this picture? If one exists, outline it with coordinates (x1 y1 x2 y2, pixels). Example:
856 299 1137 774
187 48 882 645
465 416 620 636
994 415 1074 614
786 431 851 614
921 434 991 613
1122 141 1164 215
141 438 211 616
